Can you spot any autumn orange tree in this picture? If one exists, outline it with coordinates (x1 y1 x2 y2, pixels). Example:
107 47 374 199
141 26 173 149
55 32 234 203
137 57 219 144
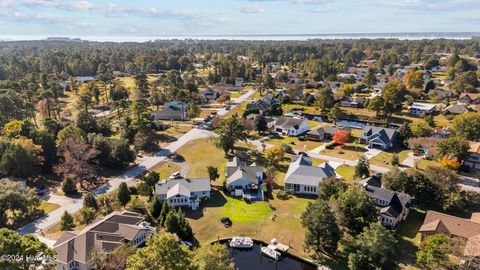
439 155 460 171
333 130 351 146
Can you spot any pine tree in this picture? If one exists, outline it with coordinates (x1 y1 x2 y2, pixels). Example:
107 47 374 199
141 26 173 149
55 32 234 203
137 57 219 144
158 200 169 226
118 182 131 207
150 195 162 219
60 210 75 231
62 177 77 195
83 192 98 210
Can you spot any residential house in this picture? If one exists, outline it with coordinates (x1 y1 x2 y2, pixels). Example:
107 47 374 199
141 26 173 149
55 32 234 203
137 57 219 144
407 137 442 159
428 89 452 100
225 156 264 198
361 184 411 228
408 102 437 116
53 211 156 270
274 117 309 137
360 126 398 150
246 100 270 115
459 93 480 105
284 155 336 195
328 82 343 92
306 126 350 141
209 83 241 92
340 96 365 108
443 104 474 115
151 101 188 121
245 114 275 130
0 177 27 190
356 174 382 188
200 89 220 101
155 174 211 210
235 78 244 87
419 211 480 241
279 88 304 100
74 76 96 83
465 141 480 171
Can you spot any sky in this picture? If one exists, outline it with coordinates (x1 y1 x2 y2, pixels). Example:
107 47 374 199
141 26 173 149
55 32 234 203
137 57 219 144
0 0 479 37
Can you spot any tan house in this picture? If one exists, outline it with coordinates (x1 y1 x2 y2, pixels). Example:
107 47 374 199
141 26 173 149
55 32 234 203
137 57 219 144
465 141 480 171
53 211 155 270
419 211 480 242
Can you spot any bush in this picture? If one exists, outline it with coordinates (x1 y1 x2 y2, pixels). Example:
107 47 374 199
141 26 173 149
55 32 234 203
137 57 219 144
325 142 336 149
137 182 152 196
62 178 77 195
128 186 138 195
76 207 96 225
277 191 290 200
280 143 294 154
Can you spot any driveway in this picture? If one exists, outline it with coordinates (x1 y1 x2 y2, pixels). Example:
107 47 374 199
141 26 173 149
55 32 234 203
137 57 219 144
17 89 256 238
364 147 382 160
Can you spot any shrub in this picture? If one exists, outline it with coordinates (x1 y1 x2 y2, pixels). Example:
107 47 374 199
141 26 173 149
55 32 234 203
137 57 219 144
280 143 294 154
137 182 152 196
277 191 290 200
62 178 77 195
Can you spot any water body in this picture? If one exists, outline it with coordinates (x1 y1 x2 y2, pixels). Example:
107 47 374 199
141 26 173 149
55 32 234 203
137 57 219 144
222 241 317 270
0 32 479 42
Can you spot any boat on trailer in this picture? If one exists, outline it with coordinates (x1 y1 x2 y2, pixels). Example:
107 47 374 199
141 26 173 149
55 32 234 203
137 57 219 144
229 236 254 249
261 245 281 260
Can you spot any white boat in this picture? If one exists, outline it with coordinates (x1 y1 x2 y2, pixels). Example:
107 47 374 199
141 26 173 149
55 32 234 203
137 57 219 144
229 237 254 248
261 245 281 260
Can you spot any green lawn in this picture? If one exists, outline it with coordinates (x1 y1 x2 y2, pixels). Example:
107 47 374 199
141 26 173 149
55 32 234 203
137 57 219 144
220 199 273 223
263 136 324 151
336 165 356 183
416 159 440 171
397 208 426 270
369 149 411 168
320 143 367 160
39 201 61 214
152 162 182 179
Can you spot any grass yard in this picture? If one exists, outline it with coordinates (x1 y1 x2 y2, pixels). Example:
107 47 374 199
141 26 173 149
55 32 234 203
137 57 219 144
156 125 193 147
176 139 227 184
416 159 441 171
336 165 356 183
397 208 426 270
224 100 248 118
320 143 367 160
263 136 324 151
115 75 158 90
152 162 182 179
188 189 312 257
39 201 61 214
369 148 411 168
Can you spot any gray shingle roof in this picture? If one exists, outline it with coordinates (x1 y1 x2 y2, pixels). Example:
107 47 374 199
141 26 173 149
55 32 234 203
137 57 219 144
275 117 306 130
155 177 211 197
361 126 397 145
284 156 336 186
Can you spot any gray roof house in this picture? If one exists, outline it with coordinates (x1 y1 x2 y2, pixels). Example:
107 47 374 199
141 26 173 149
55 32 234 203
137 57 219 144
53 211 155 270
284 154 336 195
226 156 264 199
274 117 309 137
155 174 211 210
360 126 398 150
306 126 342 141
152 101 188 121
360 184 411 228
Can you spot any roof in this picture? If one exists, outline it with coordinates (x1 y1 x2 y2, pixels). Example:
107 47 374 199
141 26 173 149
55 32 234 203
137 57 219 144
358 174 382 188
361 126 397 145
54 211 153 264
419 211 480 238
470 141 480 154
460 93 480 100
443 104 472 114
364 185 410 218
246 100 269 111
227 167 262 185
409 102 436 111
284 156 336 186
155 177 211 197
307 126 338 136
275 117 306 130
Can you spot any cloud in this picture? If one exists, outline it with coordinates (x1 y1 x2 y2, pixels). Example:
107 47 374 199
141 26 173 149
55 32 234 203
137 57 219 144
0 0 15 7
236 4 265 13
22 0 94 10
376 0 480 13
292 0 334 4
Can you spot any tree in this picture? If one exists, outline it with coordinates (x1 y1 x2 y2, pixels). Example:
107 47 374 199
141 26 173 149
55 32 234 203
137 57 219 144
56 125 86 147
0 228 55 270
403 169 436 203
403 70 424 89
267 103 283 116
126 233 193 270
337 186 377 235
264 145 285 168
333 130 351 146
193 243 235 270
150 195 162 219
363 67 378 88
328 103 344 123
438 156 461 170
142 171 160 186
207 166 219 182
137 182 152 196
83 192 98 210
158 200 169 226
0 184 42 227
165 209 193 241
452 71 479 94
133 72 149 99
411 121 433 137
186 104 201 121
397 122 413 143
60 210 75 231
416 234 451 269
77 206 96 225
367 96 384 117
317 177 347 201
382 168 408 191
391 153 399 166
255 116 268 133
315 87 335 113
301 199 341 255
118 182 131 207
0 142 40 178
62 177 77 195
214 116 247 155
354 156 370 179
424 166 460 198
381 80 407 118
76 110 99 134
452 112 480 140
348 223 398 270
437 136 470 162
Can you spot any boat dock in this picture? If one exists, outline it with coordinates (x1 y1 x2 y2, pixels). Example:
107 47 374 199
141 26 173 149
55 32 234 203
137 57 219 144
269 238 290 253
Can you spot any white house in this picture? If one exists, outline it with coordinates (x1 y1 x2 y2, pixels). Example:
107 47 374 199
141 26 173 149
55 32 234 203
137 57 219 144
274 117 309 137
408 102 437 116
155 175 211 210
284 155 336 195
226 156 264 198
